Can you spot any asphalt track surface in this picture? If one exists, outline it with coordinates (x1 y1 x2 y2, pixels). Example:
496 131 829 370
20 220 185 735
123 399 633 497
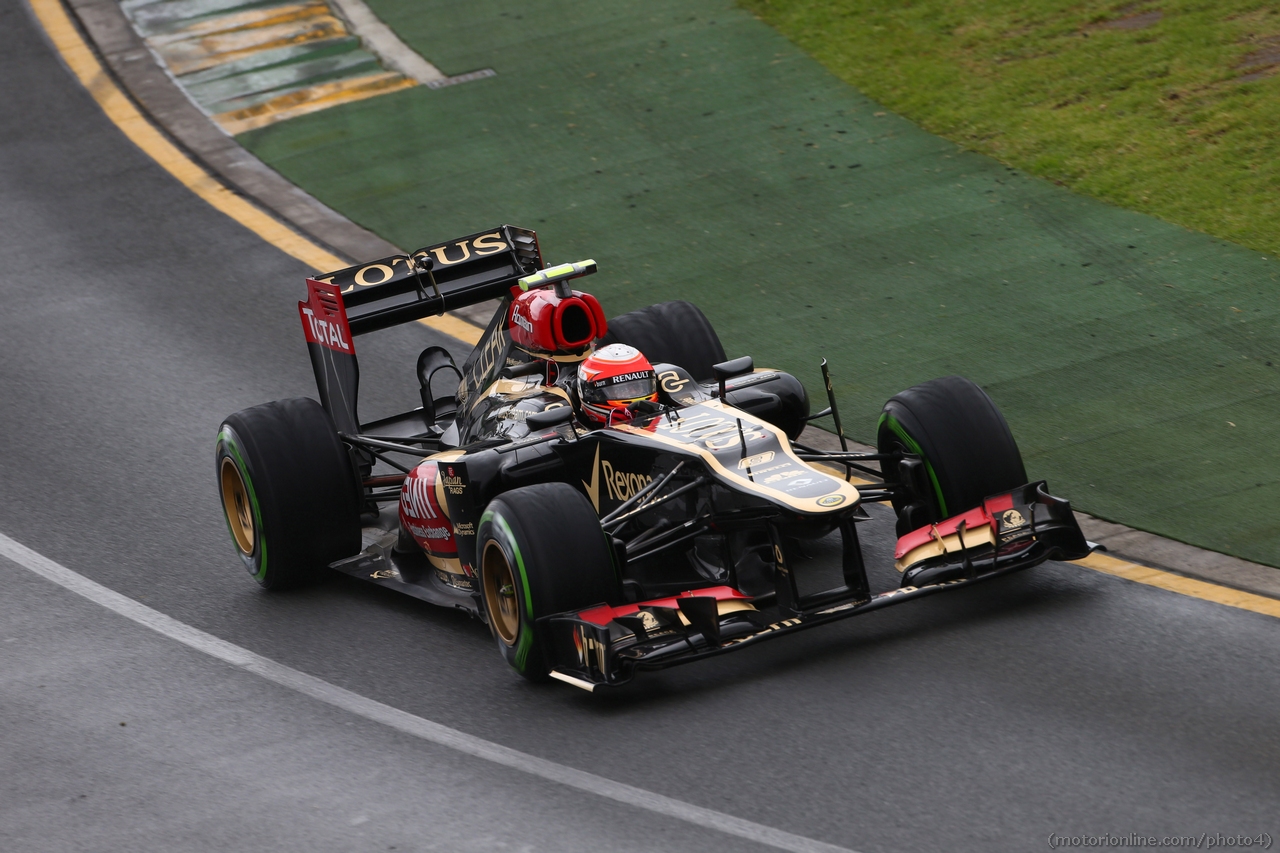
2 2 1279 851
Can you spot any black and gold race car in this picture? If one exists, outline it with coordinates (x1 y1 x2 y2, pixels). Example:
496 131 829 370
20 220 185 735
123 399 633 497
215 225 1093 691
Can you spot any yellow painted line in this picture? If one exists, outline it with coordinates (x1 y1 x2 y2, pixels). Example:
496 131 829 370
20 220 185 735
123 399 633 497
215 71 414 134
1073 552 1280 619
28 0 345 273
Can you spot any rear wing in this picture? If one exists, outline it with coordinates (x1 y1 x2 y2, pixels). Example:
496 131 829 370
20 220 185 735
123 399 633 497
315 225 542 335
299 225 548 439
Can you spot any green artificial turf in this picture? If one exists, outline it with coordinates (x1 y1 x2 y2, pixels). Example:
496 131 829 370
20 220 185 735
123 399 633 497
740 0 1280 256
238 0 1280 567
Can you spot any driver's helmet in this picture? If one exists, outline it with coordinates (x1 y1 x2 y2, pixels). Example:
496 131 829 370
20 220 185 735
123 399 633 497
576 343 659 424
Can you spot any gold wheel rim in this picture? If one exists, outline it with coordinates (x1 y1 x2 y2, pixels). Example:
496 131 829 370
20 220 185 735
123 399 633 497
220 456 255 555
482 541 520 646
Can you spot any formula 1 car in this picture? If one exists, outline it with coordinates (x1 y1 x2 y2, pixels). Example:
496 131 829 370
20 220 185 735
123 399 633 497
215 225 1093 691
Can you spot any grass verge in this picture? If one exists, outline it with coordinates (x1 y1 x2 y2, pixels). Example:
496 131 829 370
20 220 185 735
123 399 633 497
740 0 1280 255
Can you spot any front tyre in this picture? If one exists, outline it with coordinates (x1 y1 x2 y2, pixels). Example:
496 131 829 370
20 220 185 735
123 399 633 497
216 397 361 589
877 376 1027 536
477 483 621 680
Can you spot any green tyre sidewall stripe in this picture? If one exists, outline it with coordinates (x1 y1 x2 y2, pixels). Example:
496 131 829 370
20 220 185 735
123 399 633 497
479 508 536 675
216 426 269 583
877 412 948 517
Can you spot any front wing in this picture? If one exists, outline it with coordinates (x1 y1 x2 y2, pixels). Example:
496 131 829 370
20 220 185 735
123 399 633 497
544 481 1092 691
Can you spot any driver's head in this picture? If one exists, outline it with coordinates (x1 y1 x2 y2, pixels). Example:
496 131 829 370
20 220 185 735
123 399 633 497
576 343 658 424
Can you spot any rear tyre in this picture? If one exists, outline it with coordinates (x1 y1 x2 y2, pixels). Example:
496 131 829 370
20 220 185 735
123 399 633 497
599 300 727 383
876 376 1027 537
216 397 361 589
477 483 621 680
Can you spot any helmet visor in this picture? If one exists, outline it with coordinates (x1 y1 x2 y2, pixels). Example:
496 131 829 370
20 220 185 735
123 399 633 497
582 374 657 405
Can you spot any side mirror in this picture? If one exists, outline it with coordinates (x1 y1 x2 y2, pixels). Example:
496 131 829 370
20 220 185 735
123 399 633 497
712 356 754 400
526 406 574 431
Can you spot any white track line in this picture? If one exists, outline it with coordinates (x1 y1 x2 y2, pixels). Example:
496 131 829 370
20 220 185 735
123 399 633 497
0 530 857 853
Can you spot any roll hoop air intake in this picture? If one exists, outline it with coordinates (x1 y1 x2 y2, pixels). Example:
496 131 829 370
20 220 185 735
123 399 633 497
508 260 607 356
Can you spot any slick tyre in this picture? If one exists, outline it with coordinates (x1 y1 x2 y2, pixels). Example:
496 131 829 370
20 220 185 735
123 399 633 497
877 376 1027 536
478 483 621 681
600 300 727 383
216 397 361 590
